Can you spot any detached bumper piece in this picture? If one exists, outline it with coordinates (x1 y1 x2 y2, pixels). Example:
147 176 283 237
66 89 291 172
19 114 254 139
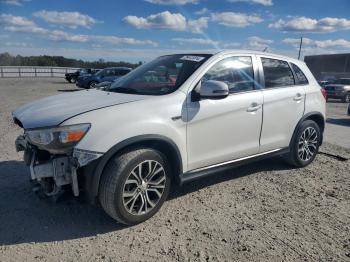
30 154 80 197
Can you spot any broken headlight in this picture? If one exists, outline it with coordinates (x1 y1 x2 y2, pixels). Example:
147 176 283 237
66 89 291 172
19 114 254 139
26 123 91 154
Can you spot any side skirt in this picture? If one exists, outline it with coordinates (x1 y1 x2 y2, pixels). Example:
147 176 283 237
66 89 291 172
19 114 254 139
179 148 290 185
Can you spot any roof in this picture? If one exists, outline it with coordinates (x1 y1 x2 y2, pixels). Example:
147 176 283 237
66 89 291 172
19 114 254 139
166 49 302 64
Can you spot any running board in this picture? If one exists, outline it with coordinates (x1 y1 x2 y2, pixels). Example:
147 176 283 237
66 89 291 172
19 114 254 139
179 148 290 185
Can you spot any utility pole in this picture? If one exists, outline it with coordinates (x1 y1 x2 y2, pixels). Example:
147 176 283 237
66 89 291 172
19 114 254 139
298 37 303 60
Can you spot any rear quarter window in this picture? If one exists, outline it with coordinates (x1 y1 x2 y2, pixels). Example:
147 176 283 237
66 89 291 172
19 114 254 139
291 63 309 85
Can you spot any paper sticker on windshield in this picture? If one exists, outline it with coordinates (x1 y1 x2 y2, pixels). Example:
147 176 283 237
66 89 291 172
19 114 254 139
180 56 205 62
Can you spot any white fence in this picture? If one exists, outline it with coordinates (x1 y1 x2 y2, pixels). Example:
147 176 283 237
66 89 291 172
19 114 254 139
0 66 80 78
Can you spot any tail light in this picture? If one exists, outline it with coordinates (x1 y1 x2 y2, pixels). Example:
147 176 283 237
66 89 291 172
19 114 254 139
321 88 327 100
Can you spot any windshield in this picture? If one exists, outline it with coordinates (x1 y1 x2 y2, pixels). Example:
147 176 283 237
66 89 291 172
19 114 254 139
335 79 350 85
109 54 211 95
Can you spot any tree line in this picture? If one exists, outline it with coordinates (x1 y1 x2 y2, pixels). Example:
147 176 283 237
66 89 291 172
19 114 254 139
0 52 141 69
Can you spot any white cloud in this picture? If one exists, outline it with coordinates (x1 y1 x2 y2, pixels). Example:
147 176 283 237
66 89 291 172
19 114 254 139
282 37 313 46
222 42 241 48
283 37 350 49
144 0 198 5
0 14 47 33
194 8 209 15
33 10 99 29
228 0 273 6
172 37 219 46
124 11 208 33
211 12 263 27
45 30 158 46
0 14 157 46
0 13 35 27
247 36 273 50
0 0 30 6
269 16 350 33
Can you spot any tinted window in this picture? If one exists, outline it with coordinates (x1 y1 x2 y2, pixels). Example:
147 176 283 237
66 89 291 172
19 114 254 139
262 58 295 88
202 56 254 93
115 69 131 76
100 69 114 76
291 63 308 85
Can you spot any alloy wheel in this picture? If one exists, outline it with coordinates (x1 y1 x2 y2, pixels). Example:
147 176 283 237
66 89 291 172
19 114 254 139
122 160 166 215
298 127 318 161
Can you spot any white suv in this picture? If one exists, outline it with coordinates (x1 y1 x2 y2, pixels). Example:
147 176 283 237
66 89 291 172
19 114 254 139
13 50 326 225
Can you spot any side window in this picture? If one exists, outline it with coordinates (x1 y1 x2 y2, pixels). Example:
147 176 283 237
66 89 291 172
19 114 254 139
202 56 255 94
261 58 295 88
103 69 113 76
291 63 309 85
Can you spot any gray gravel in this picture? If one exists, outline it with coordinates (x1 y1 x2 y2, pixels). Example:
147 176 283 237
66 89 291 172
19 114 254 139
0 78 349 262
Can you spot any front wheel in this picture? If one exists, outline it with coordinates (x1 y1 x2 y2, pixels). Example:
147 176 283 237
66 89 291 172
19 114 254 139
285 120 321 167
99 148 171 225
343 93 350 103
88 81 97 89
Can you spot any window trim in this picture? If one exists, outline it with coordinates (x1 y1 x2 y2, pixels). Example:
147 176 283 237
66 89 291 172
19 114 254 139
258 56 297 90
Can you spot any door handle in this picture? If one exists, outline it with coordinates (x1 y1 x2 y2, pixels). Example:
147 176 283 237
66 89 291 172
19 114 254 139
293 93 303 101
247 102 261 112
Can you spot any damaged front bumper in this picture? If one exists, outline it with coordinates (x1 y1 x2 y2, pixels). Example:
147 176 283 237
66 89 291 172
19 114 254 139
15 135 103 197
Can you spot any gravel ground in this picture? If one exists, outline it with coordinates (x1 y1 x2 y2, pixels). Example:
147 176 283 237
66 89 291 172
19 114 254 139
0 78 349 262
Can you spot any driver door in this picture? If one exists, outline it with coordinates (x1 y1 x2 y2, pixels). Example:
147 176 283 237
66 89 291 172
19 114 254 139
186 55 263 171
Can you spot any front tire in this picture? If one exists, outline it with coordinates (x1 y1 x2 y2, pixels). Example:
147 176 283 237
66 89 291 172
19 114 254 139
99 148 171 225
343 93 350 103
88 81 97 89
285 120 321 167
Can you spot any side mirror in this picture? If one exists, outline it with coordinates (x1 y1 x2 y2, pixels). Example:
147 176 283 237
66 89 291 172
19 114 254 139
199 80 229 99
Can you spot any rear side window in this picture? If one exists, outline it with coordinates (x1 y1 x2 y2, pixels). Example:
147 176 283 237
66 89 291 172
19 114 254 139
202 56 255 94
261 58 295 88
291 63 308 85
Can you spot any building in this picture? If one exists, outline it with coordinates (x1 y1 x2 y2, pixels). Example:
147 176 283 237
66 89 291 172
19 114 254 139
304 53 350 81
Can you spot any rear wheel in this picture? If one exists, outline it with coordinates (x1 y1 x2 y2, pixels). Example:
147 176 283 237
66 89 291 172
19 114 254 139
99 148 171 225
285 120 321 167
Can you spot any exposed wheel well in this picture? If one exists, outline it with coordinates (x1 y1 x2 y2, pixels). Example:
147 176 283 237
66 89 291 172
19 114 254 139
304 114 325 133
289 112 325 148
87 136 183 200
117 139 183 180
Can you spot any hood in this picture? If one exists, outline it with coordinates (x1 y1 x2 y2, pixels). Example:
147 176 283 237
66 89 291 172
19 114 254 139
13 89 148 129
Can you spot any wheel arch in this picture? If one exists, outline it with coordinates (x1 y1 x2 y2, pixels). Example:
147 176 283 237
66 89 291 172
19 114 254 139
84 135 183 201
289 111 325 148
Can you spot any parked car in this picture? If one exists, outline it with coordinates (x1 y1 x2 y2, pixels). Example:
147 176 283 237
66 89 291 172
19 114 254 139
76 67 132 89
324 78 350 102
65 68 99 83
13 51 326 225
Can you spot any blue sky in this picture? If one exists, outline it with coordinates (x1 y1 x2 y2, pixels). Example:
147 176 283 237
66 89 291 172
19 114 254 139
0 0 349 62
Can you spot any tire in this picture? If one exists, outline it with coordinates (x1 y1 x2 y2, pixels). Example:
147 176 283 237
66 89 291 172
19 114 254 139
88 81 97 89
99 148 171 225
343 93 350 103
285 120 321 167
67 78 72 83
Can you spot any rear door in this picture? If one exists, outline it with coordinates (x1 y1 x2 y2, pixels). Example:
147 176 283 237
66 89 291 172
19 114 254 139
258 56 306 152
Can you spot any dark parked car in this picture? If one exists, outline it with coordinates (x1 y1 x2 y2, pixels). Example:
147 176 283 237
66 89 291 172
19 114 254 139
76 67 132 89
324 78 350 102
65 68 100 83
